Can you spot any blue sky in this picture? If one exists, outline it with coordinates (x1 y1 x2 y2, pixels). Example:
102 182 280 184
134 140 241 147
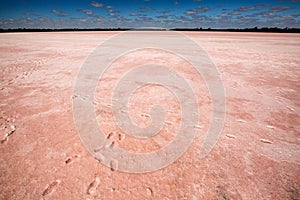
0 0 299 29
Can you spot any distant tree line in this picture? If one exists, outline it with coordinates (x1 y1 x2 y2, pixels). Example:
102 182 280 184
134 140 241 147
0 27 299 33
171 27 300 33
0 28 131 32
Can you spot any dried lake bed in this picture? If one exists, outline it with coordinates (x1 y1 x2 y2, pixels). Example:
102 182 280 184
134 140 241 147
0 31 299 199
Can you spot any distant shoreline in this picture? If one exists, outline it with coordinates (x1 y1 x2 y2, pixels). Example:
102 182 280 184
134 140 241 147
1 27 299 33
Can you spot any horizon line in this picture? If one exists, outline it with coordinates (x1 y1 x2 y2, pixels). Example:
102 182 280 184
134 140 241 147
1 27 300 33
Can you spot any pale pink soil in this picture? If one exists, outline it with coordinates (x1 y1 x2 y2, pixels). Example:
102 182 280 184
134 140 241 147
0 31 299 199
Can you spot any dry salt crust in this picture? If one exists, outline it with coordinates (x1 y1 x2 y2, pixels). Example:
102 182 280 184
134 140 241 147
0 31 299 199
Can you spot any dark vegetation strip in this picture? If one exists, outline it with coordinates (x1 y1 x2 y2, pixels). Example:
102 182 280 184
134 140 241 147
0 27 299 33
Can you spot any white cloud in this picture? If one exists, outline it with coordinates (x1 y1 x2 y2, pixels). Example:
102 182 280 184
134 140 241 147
90 1 105 8
52 10 68 17
79 9 93 15
80 18 89 22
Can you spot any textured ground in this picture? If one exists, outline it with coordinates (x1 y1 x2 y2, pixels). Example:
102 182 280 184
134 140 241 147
0 31 299 199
